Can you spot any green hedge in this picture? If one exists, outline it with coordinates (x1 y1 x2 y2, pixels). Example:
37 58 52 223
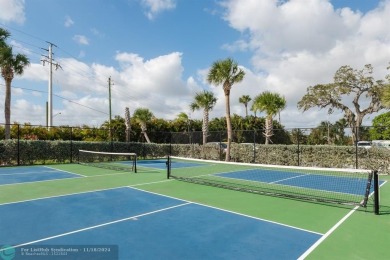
1 140 389 174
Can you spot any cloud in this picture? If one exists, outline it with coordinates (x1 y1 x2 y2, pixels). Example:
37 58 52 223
0 0 25 24
91 28 104 37
140 0 176 20
219 0 390 127
4 0 390 129
73 35 89 45
9 40 31 55
7 51 200 126
64 15 74 27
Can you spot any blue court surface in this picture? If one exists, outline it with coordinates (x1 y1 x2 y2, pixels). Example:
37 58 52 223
0 166 82 185
0 187 322 259
216 169 383 196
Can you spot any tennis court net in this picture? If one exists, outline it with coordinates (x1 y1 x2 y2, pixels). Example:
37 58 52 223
78 150 137 173
167 156 378 208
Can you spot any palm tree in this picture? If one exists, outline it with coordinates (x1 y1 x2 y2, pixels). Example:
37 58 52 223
190 90 217 145
176 112 189 122
173 112 190 132
239 95 251 117
0 29 30 139
133 108 153 143
253 91 286 144
207 58 245 161
250 102 259 118
0 28 10 46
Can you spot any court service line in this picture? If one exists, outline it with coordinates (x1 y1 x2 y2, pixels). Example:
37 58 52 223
0 175 82 188
129 186 323 236
297 205 359 260
129 179 174 187
0 186 131 206
44 166 87 177
0 171 60 176
270 173 308 184
0 171 136 188
1 202 192 252
0 178 175 206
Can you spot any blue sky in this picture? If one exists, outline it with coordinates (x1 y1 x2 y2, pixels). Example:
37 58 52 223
0 0 389 128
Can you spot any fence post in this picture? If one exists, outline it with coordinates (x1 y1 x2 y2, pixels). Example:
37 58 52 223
17 124 20 166
253 130 256 163
70 127 73 163
297 128 300 166
355 135 359 169
169 132 172 156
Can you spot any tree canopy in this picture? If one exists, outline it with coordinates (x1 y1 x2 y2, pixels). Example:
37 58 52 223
253 91 286 144
369 112 390 140
207 58 245 161
190 90 217 144
297 64 389 143
0 28 30 139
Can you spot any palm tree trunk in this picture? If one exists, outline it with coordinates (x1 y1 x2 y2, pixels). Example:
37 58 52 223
202 109 209 145
4 79 11 139
125 107 131 142
264 115 273 144
225 93 232 161
140 123 151 143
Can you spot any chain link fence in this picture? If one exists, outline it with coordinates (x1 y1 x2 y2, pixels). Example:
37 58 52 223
0 123 389 173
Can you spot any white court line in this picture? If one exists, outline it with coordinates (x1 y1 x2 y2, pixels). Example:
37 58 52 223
0 202 191 252
44 166 86 177
270 173 308 184
0 186 131 206
0 171 59 176
0 179 175 206
129 186 323 236
298 178 389 258
297 205 359 260
0 175 83 187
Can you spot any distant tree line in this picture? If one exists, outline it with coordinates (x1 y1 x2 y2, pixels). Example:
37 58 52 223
1 112 390 145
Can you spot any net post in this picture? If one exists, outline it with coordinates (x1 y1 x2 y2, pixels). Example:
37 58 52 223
167 155 171 179
134 154 137 173
374 170 379 215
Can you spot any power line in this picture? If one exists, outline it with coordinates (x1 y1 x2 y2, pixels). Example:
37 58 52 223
0 24 156 111
0 23 47 44
0 83 108 115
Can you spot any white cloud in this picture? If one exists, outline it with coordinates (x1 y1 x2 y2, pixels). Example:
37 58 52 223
12 99 44 124
73 35 89 45
9 40 31 55
64 15 74 27
3 0 390 129
140 0 176 20
0 0 25 24
5 51 198 126
78 50 86 58
219 0 390 127
91 28 104 37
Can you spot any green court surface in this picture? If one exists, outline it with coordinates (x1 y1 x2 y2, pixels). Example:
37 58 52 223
0 162 389 259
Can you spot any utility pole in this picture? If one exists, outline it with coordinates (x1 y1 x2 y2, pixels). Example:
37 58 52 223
108 77 113 141
41 42 61 128
108 76 113 127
